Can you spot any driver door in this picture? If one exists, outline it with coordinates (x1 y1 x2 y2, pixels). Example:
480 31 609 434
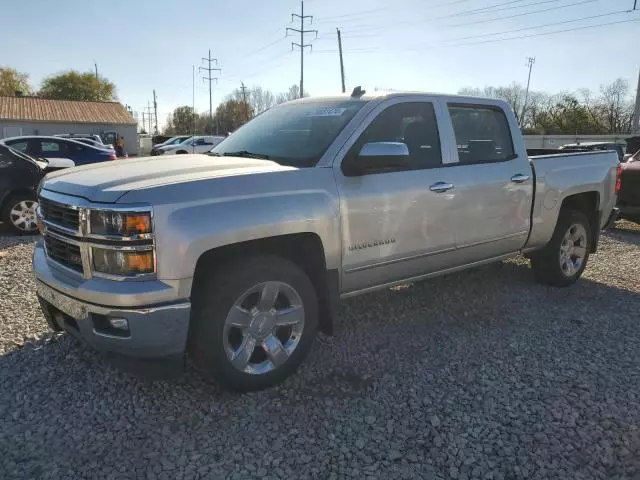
333 98 460 294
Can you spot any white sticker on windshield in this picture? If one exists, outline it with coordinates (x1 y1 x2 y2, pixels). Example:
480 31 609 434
306 107 347 117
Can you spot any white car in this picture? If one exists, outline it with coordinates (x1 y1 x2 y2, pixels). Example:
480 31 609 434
155 136 225 155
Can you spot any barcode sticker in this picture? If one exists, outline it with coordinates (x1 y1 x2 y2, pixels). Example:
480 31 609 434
306 107 347 117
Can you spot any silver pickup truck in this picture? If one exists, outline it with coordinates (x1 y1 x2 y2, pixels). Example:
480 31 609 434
33 90 620 391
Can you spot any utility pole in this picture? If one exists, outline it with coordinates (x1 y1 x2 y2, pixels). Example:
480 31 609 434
240 82 250 121
146 101 154 135
337 28 346 93
141 111 146 133
287 1 317 98
632 67 640 134
152 90 158 135
519 57 535 128
200 50 221 135
94 62 99 80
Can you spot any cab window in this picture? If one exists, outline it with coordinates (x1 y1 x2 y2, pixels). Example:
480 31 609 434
448 104 515 164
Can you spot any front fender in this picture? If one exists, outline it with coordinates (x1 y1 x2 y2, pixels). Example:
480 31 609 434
120 168 341 282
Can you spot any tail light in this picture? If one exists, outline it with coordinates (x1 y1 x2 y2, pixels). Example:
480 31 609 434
109 152 117 160
615 164 622 194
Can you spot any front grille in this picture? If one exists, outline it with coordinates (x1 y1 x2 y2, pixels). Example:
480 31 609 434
44 235 83 273
39 198 80 232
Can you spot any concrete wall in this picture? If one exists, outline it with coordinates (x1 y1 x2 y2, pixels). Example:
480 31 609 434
0 121 139 154
523 134 631 150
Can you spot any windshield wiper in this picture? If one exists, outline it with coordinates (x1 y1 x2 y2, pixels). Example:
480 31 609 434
221 150 271 160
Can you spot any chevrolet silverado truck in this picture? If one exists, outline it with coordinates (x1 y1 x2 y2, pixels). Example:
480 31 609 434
33 90 620 391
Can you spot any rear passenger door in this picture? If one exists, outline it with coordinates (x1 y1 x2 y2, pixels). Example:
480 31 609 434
443 103 533 262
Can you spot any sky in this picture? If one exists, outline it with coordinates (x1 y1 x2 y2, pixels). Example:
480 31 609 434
2 0 639 130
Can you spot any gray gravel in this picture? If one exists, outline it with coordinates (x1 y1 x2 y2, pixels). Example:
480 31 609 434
1 222 639 479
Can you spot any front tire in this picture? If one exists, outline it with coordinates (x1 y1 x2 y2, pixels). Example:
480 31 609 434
530 209 591 287
188 254 319 392
2 193 39 234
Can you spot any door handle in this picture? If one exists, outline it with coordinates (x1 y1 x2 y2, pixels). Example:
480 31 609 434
511 174 530 183
429 182 454 193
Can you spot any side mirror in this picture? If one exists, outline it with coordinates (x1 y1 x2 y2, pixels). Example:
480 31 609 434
344 142 410 176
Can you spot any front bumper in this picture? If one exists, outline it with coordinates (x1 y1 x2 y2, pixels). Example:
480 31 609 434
33 240 191 359
36 279 190 358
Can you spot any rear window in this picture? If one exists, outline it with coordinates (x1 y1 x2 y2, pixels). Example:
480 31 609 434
448 104 515 164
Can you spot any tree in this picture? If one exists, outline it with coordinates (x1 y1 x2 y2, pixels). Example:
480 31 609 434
276 84 308 104
0 67 31 96
214 99 253 134
39 70 116 101
164 106 198 135
599 78 634 134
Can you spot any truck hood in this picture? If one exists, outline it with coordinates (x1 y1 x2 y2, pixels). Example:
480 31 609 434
42 154 295 203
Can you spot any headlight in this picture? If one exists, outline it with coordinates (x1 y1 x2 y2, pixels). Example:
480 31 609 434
92 248 154 276
89 210 152 236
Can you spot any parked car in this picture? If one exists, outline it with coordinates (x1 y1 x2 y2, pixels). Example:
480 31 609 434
617 149 640 223
559 142 626 162
1 136 116 166
150 136 192 156
153 135 225 155
33 90 620 391
72 138 114 150
0 144 73 233
54 133 105 145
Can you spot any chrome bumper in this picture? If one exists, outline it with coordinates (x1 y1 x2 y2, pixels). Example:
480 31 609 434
36 279 190 358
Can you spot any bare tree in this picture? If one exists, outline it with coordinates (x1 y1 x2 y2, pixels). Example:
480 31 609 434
599 78 634 134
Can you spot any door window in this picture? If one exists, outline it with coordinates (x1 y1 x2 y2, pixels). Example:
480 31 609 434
40 141 69 155
7 140 28 153
448 104 515 164
351 102 442 170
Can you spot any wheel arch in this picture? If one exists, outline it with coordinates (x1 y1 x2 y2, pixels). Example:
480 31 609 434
191 233 338 335
559 191 600 253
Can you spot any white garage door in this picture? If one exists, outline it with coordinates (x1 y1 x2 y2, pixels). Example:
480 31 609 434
3 126 23 138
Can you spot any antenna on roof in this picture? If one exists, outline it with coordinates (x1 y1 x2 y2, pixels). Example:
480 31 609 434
351 86 366 98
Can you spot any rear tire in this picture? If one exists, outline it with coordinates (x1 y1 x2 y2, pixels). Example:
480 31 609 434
530 209 591 287
188 254 319 392
1 193 38 234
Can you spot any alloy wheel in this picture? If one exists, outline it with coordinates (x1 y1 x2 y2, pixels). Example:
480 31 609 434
9 200 38 232
223 281 305 375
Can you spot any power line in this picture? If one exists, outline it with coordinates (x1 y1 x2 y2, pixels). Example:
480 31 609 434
312 16 640 54
314 0 574 36
286 1 318 98
449 0 599 27
443 9 632 42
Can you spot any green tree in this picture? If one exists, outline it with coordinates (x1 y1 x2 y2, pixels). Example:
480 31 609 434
164 106 198 135
214 99 253 134
0 67 31 96
39 70 116 101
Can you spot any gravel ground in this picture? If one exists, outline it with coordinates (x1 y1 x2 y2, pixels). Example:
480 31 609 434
1 222 639 480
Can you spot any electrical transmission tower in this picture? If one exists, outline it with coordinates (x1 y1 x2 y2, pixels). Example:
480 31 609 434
153 90 158 134
145 101 154 134
287 1 317 98
200 50 221 134
519 57 535 127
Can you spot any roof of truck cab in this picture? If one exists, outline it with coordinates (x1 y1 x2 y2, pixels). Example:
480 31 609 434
283 91 511 105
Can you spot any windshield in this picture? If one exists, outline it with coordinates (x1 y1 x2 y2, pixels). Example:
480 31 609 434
210 100 367 167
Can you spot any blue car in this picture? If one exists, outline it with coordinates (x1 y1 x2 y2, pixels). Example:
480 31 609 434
1 136 116 166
